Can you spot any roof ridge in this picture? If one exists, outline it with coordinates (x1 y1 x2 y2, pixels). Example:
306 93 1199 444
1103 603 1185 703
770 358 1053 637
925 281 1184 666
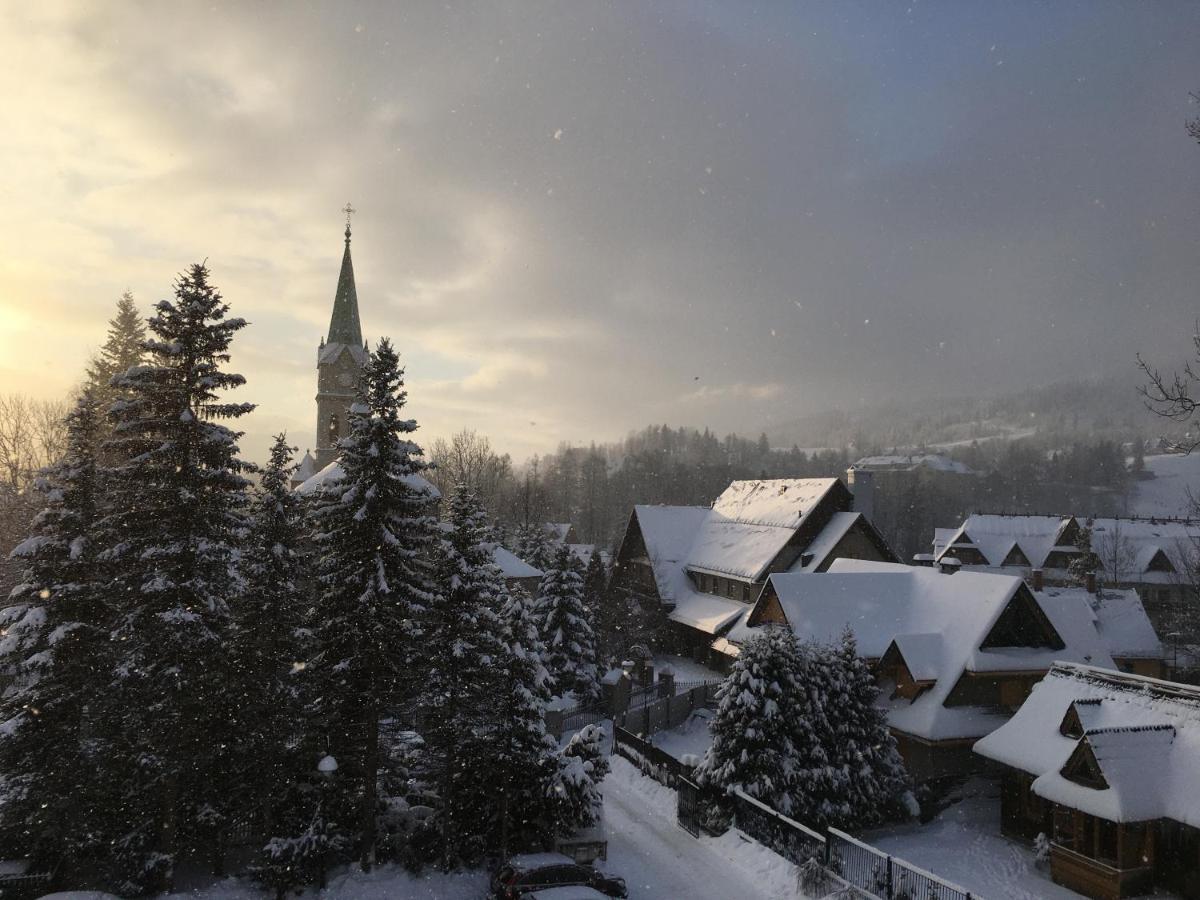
1085 724 1175 736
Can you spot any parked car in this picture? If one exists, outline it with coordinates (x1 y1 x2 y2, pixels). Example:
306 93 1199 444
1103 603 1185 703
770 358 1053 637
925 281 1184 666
528 887 613 899
491 853 628 899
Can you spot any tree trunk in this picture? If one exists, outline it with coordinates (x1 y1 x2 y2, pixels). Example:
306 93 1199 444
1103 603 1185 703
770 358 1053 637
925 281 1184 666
360 698 379 871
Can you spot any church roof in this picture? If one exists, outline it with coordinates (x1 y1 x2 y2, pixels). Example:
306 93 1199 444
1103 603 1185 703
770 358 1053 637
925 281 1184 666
326 226 363 347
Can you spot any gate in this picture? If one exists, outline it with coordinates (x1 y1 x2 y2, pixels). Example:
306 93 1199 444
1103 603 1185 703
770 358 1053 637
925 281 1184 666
677 776 701 837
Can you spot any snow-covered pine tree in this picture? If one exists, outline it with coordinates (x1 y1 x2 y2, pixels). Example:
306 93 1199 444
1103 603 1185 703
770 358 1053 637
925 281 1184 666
554 723 609 834
788 640 843 829
418 485 511 865
230 433 309 839
581 548 607 635
487 588 562 855
306 338 439 871
93 263 254 893
513 521 553 570
827 629 908 829
84 291 146 454
694 626 804 815
536 543 600 702
0 391 108 870
1068 523 1103 587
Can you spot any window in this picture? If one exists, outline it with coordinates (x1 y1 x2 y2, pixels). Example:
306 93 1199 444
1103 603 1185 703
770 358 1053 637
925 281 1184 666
327 412 340 443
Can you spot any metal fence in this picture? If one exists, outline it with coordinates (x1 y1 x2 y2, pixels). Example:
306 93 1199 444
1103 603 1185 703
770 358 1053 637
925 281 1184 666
611 725 691 790
731 789 826 868
560 702 608 733
827 828 977 900
0 872 53 900
614 682 719 738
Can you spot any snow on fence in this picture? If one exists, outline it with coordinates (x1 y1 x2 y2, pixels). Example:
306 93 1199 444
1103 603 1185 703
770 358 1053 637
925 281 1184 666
731 788 826 869
611 724 691 790
826 828 977 900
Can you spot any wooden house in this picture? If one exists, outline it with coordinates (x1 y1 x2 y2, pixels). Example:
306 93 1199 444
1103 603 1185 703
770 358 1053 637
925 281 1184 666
933 513 1200 641
606 477 896 663
726 559 1158 783
490 545 543 596
975 663 1200 900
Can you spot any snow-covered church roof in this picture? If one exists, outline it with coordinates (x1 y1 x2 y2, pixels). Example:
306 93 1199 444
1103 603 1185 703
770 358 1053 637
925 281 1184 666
293 459 440 500
975 663 1200 828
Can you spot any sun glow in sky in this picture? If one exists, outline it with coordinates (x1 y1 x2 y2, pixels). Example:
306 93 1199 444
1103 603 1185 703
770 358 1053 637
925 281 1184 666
2 2 1199 464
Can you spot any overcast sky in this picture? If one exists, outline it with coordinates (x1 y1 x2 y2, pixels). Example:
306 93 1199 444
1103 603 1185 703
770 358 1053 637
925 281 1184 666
2 1 1199 463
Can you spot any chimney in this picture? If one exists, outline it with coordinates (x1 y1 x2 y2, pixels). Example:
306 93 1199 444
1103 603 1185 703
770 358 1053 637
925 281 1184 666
846 466 875 524
1031 568 1044 592
938 557 961 575
1086 571 1097 595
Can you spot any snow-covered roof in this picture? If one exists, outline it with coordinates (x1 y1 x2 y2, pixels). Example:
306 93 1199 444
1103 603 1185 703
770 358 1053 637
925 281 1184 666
293 460 440 500
932 527 958 556
935 513 1200 580
729 559 1116 741
545 523 573 543
491 545 542 580
1034 585 1162 660
293 450 318 484
975 663 1200 827
687 479 840 580
629 479 879 634
854 454 974 475
712 478 838 528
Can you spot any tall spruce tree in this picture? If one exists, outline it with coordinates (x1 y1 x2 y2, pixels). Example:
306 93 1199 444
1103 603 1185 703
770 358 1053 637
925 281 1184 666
94 263 253 893
788 641 843 829
419 485 511 865
694 627 804 815
1069 523 1103 587
488 588 562 855
231 433 308 837
827 630 909 828
513 522 553 570
85 292 146 444
581 549 607 635
306 338 439 870
536 543 600 701
0 391 107 870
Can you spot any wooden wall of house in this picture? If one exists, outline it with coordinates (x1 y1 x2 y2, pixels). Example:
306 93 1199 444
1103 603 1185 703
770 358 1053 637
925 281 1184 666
944 671 1043 712
1000 768 1053 843
890 731 985 783
815 521 895 571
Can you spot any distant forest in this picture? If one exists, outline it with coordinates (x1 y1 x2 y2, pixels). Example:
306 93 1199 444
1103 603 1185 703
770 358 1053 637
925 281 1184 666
433 402 1144 565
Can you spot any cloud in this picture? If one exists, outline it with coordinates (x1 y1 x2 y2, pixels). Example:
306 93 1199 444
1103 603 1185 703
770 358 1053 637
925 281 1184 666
1 1 1199 464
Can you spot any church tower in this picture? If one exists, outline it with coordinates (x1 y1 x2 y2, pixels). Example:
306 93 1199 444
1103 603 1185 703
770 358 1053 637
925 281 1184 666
314 209 369 470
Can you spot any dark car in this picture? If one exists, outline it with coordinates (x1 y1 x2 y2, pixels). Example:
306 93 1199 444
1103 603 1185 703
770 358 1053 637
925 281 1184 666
491 852 628 899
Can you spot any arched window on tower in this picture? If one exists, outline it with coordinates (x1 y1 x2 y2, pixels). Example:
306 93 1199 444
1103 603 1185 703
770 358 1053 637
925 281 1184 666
327 412 340 445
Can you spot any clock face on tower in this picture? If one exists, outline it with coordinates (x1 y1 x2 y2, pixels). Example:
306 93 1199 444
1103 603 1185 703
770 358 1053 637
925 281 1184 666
337 371 355 388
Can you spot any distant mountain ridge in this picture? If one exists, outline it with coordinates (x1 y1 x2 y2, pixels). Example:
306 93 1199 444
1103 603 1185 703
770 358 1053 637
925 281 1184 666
765 376 1162 451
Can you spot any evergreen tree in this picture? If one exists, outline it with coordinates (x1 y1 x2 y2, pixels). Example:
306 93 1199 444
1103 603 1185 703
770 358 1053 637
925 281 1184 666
306 338 439 871
231 433 308 840
93 263 253 893
827 630 909 829
487 588 562 855
84 291 146 449
554 723 609 833
581 549 608 635
536 543 599 701
513 521 553 570
1068 523 1103 586
418 485 511 866
694 627 804 815
788 641 845 829
0 391 107 870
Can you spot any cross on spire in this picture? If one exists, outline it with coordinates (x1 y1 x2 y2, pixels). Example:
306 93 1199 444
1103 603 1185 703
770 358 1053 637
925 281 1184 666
342 202 355 243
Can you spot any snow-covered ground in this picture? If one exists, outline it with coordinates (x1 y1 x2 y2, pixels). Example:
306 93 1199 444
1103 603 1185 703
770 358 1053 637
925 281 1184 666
650 707 713 763
602 756 810 899
1127 453 1200 517
652 653 723 683
864 780 1082 900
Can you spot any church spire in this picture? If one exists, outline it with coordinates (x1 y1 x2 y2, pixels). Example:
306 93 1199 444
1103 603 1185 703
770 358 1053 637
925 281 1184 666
326 203 362 347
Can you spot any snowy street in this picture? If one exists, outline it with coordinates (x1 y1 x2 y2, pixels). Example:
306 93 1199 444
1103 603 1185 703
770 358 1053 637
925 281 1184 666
601 757 808 900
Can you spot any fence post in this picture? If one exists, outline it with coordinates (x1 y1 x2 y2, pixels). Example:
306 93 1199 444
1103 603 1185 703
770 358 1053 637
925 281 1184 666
886 855 894 900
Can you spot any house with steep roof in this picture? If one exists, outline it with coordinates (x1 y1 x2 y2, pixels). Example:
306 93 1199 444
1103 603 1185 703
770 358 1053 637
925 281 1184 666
490 545 543 595
606 477 896 661
933 513 1200 640
726 558 1134 781
974 663 1200 899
